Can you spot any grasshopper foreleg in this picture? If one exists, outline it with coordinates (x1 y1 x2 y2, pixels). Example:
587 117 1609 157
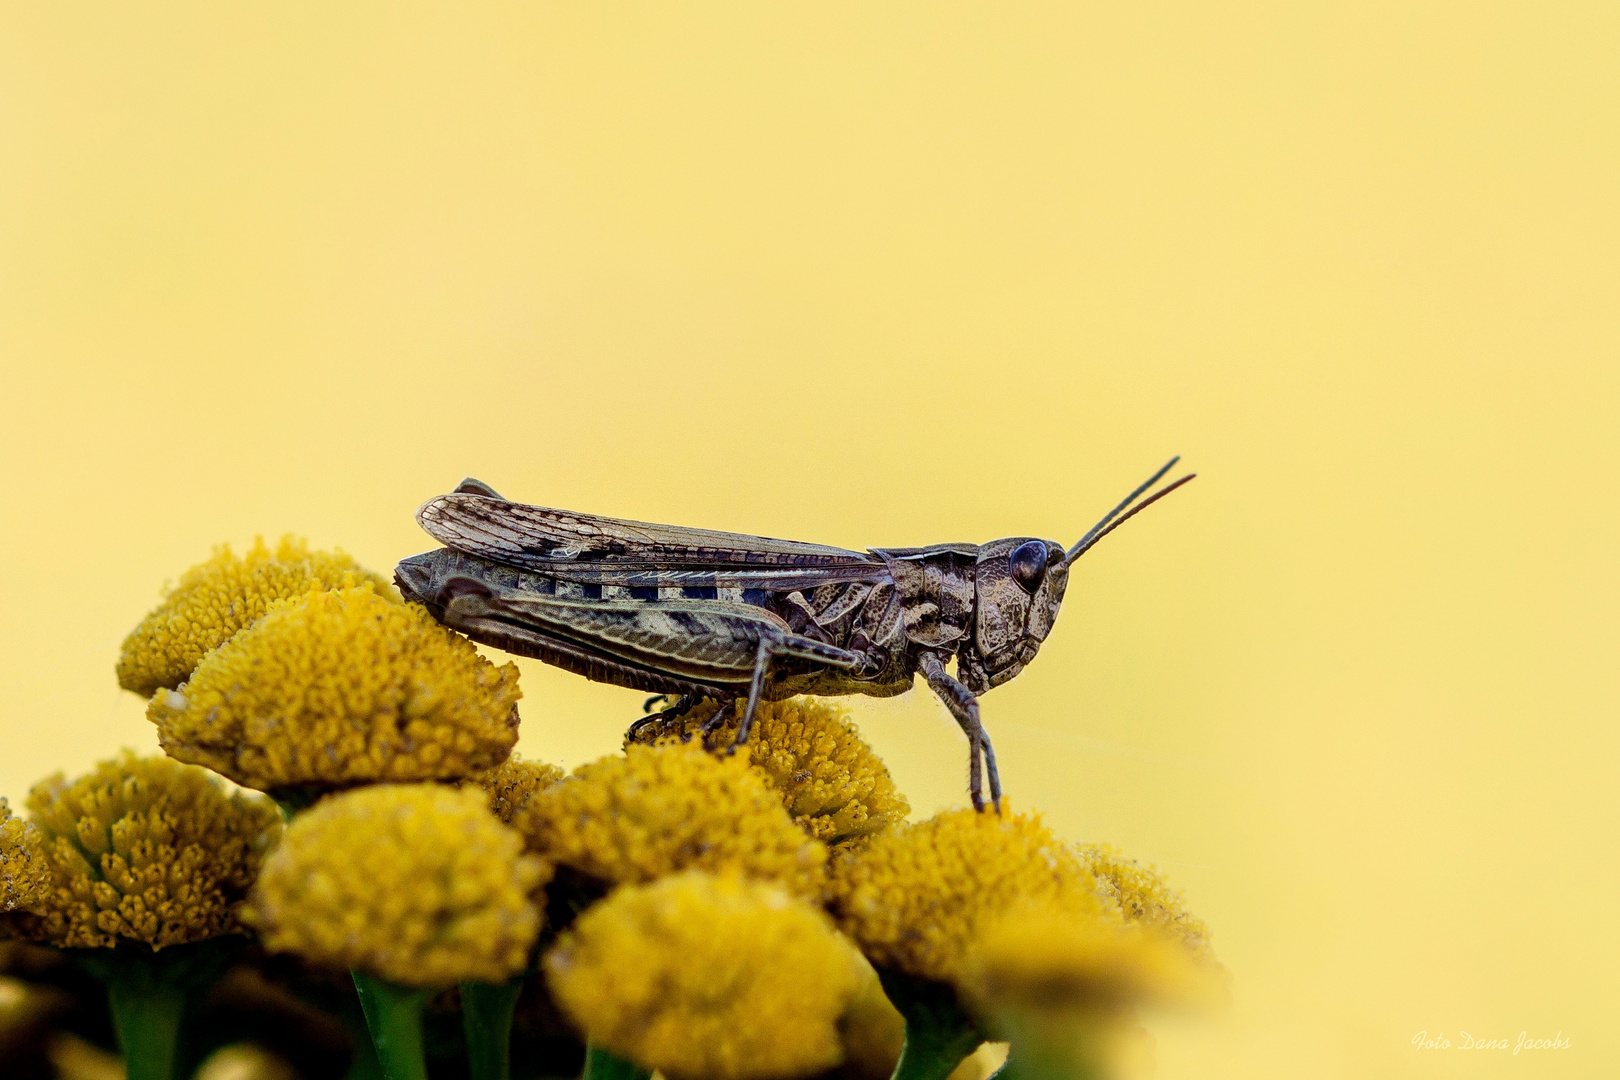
919 651 1000 813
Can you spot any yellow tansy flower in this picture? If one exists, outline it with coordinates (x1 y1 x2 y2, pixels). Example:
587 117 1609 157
468 753 564 826
117 536 393 696
637 699 909 847
4 753 280 950
959 905 1218 1016
544 872 862 1080
515 743 826 898
1077 843 1218 966
0 798 50 913
148 588 521 792
957 905 1222 1080
824 806 1101 983
248 784 546 987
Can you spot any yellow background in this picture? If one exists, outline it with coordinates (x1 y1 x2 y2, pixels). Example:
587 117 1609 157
2 5 1614 1077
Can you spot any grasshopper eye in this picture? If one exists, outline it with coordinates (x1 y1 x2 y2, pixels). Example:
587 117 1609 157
1009 541 1048 594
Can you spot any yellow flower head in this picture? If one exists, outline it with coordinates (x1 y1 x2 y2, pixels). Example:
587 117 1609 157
248 784 547 986
959 905 1218 1018
117 536 393 696
148 587 522 792
637 699 909 847
3 753 280 949
1077 843 1218 966
957 905 1223 1079
824 805 1101 983
544 872 863 1080
468 753 564 826
515 743 826 898
0 799 50 913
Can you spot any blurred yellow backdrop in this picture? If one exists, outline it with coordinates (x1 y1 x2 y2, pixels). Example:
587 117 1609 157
2 4 1614 1077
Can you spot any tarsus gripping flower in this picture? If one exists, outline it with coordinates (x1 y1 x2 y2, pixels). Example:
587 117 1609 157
545 872 862 1080
117 535 393 696
148 587 522 793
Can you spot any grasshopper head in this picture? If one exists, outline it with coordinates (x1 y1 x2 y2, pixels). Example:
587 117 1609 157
966 537 1071 691
394 548 493 617
393 550 445 610
962 459 1196 693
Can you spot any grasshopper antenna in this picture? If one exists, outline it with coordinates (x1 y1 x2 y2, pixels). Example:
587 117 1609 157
1066 470 1196 562
1066 457 1182 561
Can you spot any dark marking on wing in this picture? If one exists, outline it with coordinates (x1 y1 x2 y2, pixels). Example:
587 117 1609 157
871 543 982 560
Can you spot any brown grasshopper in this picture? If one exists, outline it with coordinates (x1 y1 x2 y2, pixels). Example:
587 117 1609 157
395 460 1193 810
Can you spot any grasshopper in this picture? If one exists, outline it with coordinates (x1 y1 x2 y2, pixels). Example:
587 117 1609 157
395 460 1193 811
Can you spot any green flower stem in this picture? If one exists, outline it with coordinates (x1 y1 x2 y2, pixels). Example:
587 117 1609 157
336 1008 385 1080
583 1041 651 1080
352 969 433 1080
105 972 186 1080
461 975 525 1080
878 969 984 1080
72 938 243 1080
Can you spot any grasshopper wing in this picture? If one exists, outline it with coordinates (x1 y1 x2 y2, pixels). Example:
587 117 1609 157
419 491 888 588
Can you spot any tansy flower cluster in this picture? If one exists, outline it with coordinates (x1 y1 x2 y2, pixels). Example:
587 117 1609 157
149 586 522 793
470 752 567 825
824 805 1103 983
3 752 280 949
517 742 827 898
249 784 547 986
0 534 1223 1080
0 798 49 914
545 872 863 1080
117 536 392 696
635 698 909 848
